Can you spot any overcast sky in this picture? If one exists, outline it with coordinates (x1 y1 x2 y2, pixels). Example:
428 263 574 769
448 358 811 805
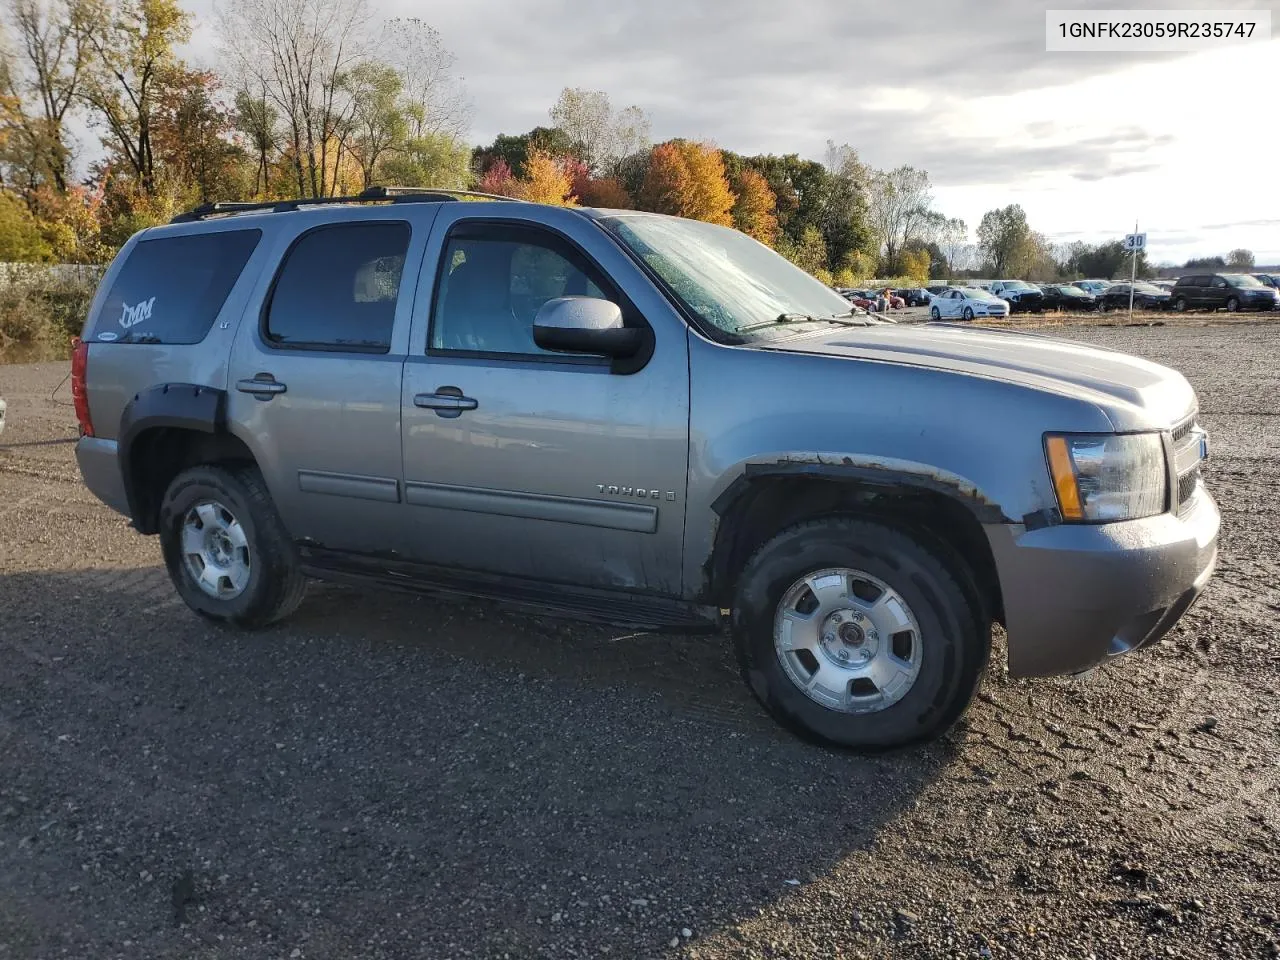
185 0 1280 263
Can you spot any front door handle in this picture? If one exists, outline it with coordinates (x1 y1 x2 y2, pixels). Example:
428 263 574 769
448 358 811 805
236 374 287 399
414 386 477 418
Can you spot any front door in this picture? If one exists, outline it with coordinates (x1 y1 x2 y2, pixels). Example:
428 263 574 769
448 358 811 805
227 209 435 555
399 208 690 596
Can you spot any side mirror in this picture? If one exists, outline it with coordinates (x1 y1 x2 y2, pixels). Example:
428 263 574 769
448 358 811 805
532 296 642 357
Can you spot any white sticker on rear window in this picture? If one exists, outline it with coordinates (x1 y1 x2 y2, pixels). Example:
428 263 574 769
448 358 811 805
119 297 155 329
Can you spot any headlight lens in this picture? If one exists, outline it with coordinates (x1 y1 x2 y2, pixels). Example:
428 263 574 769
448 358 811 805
1044 433 1167 522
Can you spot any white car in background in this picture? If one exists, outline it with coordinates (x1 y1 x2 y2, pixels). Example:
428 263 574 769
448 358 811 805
929 287 1011 321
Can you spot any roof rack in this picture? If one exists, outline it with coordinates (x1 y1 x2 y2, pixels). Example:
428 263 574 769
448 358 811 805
170 185 521 223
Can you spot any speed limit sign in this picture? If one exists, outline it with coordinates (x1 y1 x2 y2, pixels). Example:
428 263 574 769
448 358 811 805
1124 233 1147 251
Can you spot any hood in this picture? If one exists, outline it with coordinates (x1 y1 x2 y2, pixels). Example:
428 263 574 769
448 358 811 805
763 322 1195 427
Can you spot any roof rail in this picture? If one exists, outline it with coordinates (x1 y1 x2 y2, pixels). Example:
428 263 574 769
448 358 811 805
169 185 521 224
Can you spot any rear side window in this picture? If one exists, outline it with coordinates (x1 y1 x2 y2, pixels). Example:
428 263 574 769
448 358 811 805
88 230 261 344
265 222 410 352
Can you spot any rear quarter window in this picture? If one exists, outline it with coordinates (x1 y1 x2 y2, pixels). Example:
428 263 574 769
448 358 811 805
87 229 261 344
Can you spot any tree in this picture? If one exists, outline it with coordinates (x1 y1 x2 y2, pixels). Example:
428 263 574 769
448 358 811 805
547 87 651 174
730 166 778 244
79 0 193 194
516 148 575 205
901 248 930 284
935 217 968 278
377 132 470 189
1227 248 1255 269
0 0 94 193
0 187 50 259
865 165 932 272
638 141 733 225
472 126 574 179
1061 239 1149 279
151 69 249 203
218 0 369 198
234 86 277 196
778 224 828 276
564 159 631 208
476 157 516 196
1184 255 1226 269
340 61 405 188
977 204 1032 276
380 18 469 139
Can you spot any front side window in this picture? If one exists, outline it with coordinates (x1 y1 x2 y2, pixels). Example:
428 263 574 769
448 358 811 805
1226 274 1264 288
87 229 261 344
265 222 410 352
601 213 857 342
431 225 615 356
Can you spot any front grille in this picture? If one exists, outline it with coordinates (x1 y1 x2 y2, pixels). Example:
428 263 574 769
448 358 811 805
1178 468 1200 506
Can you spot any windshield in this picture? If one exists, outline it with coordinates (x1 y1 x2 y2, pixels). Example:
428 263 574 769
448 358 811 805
601 214 858 339
1059 285 1087 295
959 287 993 299
1130 282 1164 294
1226 274 1264 288
1001 280 1034 290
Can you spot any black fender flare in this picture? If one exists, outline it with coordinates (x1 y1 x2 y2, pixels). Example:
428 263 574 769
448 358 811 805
118 383 227 531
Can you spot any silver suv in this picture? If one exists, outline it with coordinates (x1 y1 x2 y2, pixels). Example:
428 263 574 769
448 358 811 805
72 188 1219 749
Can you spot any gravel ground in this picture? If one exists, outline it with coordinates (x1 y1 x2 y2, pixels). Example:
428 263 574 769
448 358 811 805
1 320 1278 959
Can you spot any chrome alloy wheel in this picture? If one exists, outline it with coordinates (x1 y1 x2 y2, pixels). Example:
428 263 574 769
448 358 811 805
773 568 923 714
181 500 251 599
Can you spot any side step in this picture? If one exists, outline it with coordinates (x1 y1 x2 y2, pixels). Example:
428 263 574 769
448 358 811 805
298 547 721 633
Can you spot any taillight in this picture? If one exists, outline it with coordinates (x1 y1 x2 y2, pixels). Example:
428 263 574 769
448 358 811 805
71 337 93 437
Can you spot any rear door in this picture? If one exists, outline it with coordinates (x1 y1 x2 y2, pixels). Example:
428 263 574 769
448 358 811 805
398 206 691 596
226 206 438 555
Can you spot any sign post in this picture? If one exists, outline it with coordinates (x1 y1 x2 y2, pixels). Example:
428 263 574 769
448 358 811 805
1123 225 1147 322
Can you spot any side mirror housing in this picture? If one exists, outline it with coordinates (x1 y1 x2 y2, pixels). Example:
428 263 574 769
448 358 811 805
532 297 642 357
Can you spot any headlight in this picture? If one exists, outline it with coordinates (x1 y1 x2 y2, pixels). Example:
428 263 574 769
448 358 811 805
1044 433 1167 522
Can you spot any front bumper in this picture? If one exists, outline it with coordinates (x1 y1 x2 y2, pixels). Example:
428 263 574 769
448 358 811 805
986 489 1219 677
75 437 131 518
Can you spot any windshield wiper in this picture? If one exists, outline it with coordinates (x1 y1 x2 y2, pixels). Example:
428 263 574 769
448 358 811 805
740 311 873 332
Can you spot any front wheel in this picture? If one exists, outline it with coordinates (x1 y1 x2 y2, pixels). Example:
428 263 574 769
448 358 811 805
159 464 307 627
1226 297 1239 313
732 519 990 750
962 306 974 321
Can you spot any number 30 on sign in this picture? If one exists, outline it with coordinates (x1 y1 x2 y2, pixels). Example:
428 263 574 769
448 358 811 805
1124 233 1147 251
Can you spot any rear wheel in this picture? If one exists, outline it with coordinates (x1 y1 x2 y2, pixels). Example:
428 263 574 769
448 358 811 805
1174 297 1188 312
159 464 306 627
930 306 941 321
732 519 989 750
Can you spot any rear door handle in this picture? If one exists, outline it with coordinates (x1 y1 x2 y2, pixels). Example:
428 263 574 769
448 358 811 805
236 375 287 399
414 387 477 418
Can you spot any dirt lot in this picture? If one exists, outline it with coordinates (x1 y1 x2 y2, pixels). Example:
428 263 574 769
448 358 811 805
1 319 1278 959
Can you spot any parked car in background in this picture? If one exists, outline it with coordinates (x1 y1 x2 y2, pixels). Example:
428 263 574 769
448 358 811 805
1074 280 1113 296
1150 280 1176 291
1172 273 1280 312
1039 284 1098 312
926 284 953 297
1098 282 1173 312
837 288 876 310
895 288 931 307
990 280 1045 313
1253 273 1280 291
929 287 1011 321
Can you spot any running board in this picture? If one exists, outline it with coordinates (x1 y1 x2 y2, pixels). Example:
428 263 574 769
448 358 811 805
298 547 720 632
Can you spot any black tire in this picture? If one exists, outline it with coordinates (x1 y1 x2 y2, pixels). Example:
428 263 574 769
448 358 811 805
962 306 974 321
731 518 990 751
930 306 941 321
159 464 306 628
1226 297 1239 313
1174 297 1188 312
